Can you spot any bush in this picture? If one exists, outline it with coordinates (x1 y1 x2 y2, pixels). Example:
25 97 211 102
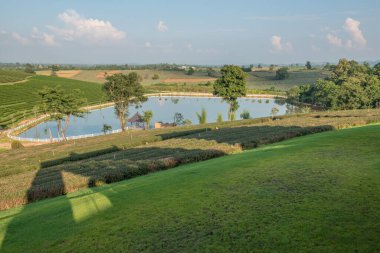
240 110 251 119
275 67 290 80
152 74 159 80
11 140 24 149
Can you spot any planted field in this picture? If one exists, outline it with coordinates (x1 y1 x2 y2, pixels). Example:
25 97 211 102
0 69 32 84
0 76 105 127
42 69 216 86
36 70 81 78
53 69 330 91
247 69 331 90
0 109 379 210
0 124 379 252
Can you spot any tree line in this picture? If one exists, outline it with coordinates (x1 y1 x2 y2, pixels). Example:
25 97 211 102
287 59 380 109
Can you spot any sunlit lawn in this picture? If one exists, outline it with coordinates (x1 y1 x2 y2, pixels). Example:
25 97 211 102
0 124 379 252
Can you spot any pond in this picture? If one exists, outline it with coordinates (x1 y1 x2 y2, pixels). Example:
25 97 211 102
18 96 290 139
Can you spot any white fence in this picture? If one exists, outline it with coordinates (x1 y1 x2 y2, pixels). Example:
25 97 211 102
7 116 127 143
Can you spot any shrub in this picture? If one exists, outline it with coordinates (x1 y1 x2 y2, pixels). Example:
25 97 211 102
11 140 24 149
275 67 290 80
240 110 251 119
217 113 223 124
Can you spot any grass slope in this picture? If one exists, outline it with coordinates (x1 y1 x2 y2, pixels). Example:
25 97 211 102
0 124 379 252
0 69 32 84
0 75 104 127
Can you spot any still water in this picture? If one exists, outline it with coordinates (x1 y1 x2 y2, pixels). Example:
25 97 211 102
18 96 289 139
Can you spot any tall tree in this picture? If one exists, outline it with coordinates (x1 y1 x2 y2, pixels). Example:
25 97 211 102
305 61 312 70
39 86 86 141
213 65 247 121
103 73 147 131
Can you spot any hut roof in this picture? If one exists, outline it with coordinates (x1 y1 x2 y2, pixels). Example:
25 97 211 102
128 112 143 123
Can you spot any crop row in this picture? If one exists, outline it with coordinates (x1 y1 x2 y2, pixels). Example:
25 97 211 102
0 75 105 127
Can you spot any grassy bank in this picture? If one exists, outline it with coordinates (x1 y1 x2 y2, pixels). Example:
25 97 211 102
0 124 379 252
0 109 379 210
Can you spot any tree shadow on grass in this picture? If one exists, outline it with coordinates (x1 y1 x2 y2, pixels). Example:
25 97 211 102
0 124 335 251
0 145 229 252
159 124 335 149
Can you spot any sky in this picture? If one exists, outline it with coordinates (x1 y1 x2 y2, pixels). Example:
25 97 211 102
0 0 379 65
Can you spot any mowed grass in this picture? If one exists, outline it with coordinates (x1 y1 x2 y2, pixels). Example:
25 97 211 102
0 75 105 127
1 109 379 210
0 124 379 252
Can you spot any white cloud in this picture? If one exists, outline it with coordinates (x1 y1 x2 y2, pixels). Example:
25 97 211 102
343 17 366 47
144 41 152 48
32 27 56 46
326 18 367 49
271 35 293 52
186 43 193 50
47 9 125 42
11 32 29 45
157 20 168 32
326 33 343 47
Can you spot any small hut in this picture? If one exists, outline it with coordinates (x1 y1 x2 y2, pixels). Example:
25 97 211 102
128 112 144 128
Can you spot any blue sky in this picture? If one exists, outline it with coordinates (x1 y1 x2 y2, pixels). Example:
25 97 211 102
0 0 379 65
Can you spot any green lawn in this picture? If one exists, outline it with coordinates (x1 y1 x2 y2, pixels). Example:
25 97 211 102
1 124 379 252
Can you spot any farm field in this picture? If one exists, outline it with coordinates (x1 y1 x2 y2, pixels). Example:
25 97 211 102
0 69 33 84
39 69 330 91
0 75 105 128
0 109 379 210
247 69 331 90
37 69 217 86
0 124 379 252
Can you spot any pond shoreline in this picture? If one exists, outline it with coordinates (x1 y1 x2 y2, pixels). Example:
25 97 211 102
5 92 287 145
145 92 286 99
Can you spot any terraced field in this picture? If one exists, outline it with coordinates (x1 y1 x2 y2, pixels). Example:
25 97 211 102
1 109 379 210
0 69 33 84
0 76 105 127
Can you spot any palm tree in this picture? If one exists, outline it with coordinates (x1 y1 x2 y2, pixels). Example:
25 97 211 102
142 110 153 129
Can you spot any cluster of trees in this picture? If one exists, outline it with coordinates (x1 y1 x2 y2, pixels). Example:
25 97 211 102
287 59 380 110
